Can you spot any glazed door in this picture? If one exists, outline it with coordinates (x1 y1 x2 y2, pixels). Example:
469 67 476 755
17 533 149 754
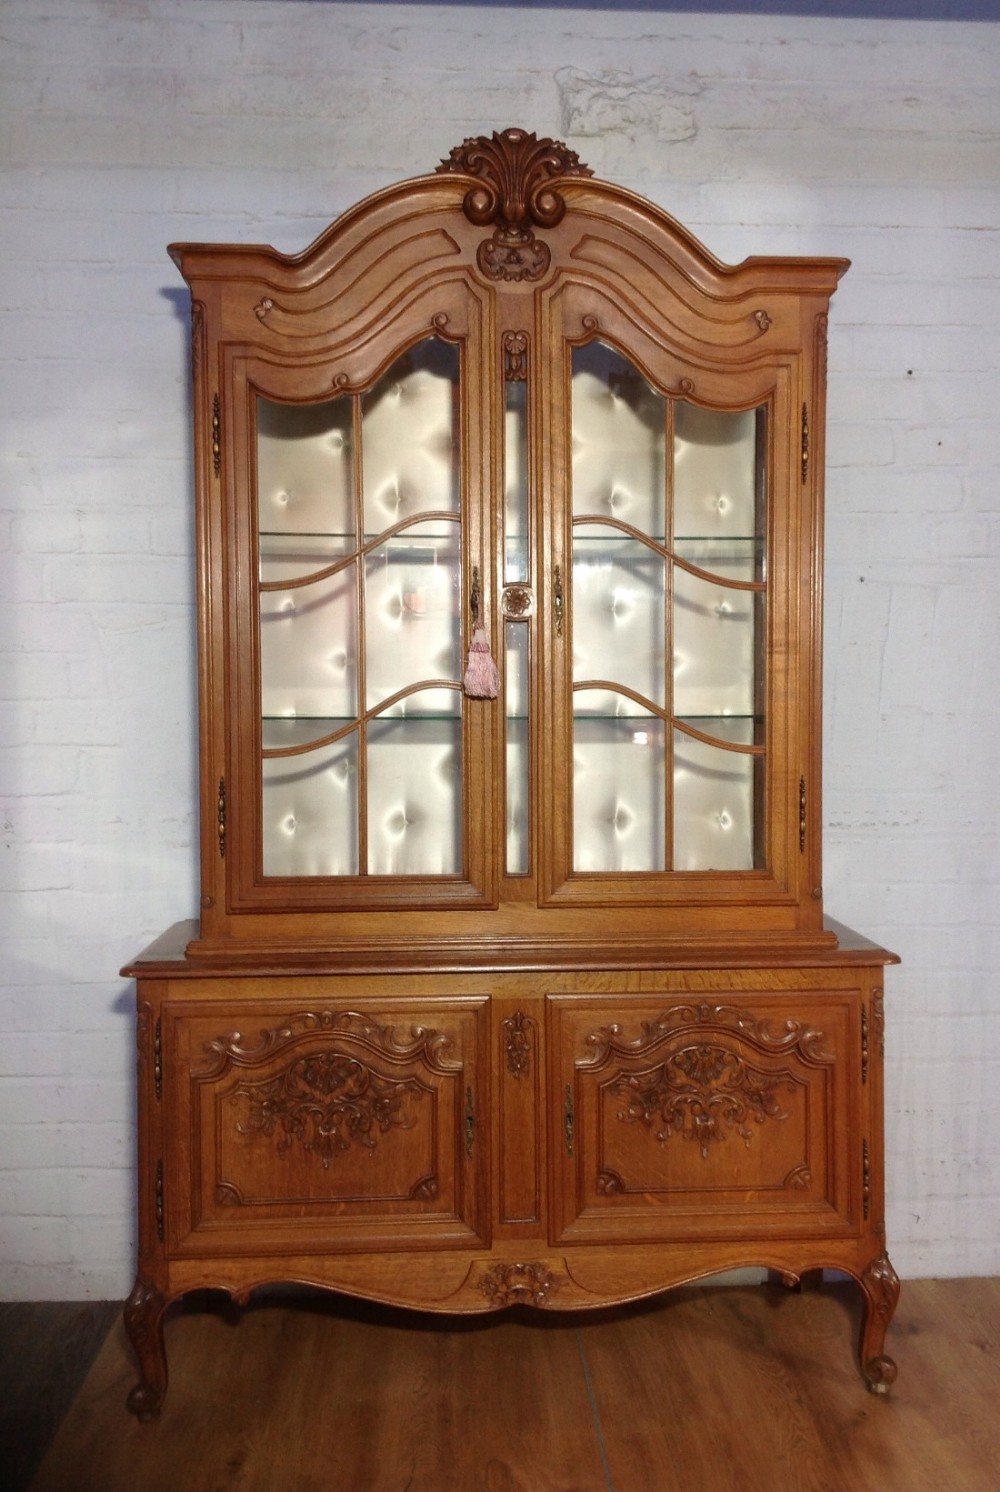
539 285 803 913
225 284 496 912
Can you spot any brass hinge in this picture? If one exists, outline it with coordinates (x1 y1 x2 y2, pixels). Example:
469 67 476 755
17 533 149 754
211 393 221 477
217 776 226 859
861 1005 870 1085
155 1159 165 1242
801 401 809 483
799 776 807 853
862 1139 871 1222
564 1083 575 1156
465 1086 475 1158
154 1018 162 1102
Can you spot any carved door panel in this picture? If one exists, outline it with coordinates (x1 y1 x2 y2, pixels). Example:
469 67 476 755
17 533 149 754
163 995 489 1255
549 991 860 1245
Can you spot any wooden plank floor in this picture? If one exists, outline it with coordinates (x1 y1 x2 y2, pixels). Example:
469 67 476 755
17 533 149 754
26 1278 1000 1492
0 1301 120 1492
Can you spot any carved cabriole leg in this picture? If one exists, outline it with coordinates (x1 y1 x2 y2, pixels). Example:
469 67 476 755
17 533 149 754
123 1275 169 1420
858 1251 900 1394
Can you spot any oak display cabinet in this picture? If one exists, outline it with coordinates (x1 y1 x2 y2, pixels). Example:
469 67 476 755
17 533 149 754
122 130 899 1417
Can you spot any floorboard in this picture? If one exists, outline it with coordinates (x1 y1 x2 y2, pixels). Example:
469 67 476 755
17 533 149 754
0 1300 120 1492
22 1278 1000 1492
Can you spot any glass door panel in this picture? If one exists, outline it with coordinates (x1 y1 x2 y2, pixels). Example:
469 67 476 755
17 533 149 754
569 341 766 876
256 337 467 881
367 707 462 875
673 723 756 872
573 714 666 873
261 738 359 878
505 620 530 875
572 531 665 707
364 527 461 708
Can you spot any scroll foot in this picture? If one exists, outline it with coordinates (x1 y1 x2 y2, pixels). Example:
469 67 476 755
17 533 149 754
863 1354 898 1395
858 1252 900 1395
123 1275 169 1419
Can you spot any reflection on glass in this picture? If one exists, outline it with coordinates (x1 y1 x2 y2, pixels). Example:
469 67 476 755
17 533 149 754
506 622 530 875
256 337 464 880
365 529 460 710
262 736 359 877
570 341 766 873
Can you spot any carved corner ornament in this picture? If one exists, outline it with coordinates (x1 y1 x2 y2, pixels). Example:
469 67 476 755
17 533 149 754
437 127 593 282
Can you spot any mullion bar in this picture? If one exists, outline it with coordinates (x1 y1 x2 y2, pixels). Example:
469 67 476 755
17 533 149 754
664 398 676 872
503 330 532 878
352 391 369 875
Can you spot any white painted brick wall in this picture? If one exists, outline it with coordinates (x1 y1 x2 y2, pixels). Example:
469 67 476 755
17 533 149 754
2 0 998 1298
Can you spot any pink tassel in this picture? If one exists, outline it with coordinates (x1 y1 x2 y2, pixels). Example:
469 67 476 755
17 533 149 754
463 626 500 698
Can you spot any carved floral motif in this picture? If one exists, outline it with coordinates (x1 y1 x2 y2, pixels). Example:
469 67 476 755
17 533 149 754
232 1048 425 1170
586 1004 832 1068
873 989 885 1058
503 1010 534 1077
199 1009 453 1079
501 586 534 621
478 1261 557 1308
612 1045 795 1159
503 329 528 381
437 128 592 283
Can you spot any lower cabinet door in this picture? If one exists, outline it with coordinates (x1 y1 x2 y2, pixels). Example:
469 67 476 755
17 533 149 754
549 990 862 1245
163 994 490 1255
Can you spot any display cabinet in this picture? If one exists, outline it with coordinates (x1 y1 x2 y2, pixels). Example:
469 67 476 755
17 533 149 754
122 129 899 1417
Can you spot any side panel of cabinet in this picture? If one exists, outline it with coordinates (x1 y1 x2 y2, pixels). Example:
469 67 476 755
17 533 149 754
162 992 490 1256
549 987 861 1246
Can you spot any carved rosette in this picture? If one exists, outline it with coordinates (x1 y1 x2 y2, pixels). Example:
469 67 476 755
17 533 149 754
501 585 534 620
232 1048 425 1169
437 128 592 283
478 1261 557 1309
612 1045 794 1159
